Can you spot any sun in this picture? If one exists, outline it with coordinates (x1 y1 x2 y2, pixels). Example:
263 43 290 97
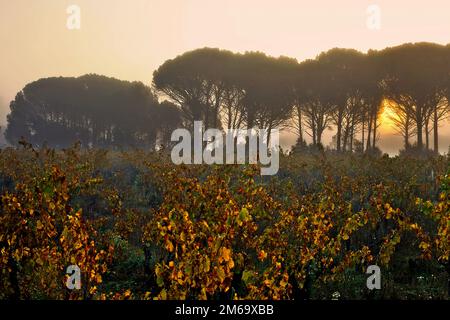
378 99 398 134
380 99 396 129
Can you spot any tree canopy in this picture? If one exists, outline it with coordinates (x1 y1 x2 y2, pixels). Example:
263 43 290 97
5 74 181 149
5 43 450 153
153 44 450 153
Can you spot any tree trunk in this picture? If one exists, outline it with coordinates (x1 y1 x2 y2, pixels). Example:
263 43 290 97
297 105 303 142
361 119 365 153
433 106 439 153
372 116 377 149
343 121 350 152
417 122 424 149
267 123 273 146
312 118 317 145
366 116 372 150
317 120 324 145
350 116 355 152
336 115 342 152
405 113 410 149
213 92 221 129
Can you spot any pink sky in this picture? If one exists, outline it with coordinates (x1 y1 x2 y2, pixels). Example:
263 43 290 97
1 0 449 153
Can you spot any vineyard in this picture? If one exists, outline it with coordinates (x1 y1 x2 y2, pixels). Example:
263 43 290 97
0 143 449 300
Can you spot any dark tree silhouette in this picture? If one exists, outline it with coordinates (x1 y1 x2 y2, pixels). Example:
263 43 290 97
237 52 297 140
153 48 296 142
5 43 450 154
379 43 449 152
153 48 236 130
291 59 335 146
5 74 178 149
314 49 368 152
156 101 183 149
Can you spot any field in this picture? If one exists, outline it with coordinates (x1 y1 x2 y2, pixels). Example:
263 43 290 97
0 144 448 300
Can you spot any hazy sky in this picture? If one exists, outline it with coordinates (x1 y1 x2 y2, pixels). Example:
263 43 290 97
1 0 450 153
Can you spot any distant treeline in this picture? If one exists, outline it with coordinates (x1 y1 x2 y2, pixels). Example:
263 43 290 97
5 42 450 152
5 75 181 149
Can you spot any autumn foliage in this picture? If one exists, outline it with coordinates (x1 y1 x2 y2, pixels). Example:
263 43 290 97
0 144 449 299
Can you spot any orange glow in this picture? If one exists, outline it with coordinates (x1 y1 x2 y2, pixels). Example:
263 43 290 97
379 99 398 133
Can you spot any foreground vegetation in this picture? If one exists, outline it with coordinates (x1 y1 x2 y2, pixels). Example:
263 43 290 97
0 144 449 300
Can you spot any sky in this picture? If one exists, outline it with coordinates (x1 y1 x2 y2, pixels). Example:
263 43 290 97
1 0 450 153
